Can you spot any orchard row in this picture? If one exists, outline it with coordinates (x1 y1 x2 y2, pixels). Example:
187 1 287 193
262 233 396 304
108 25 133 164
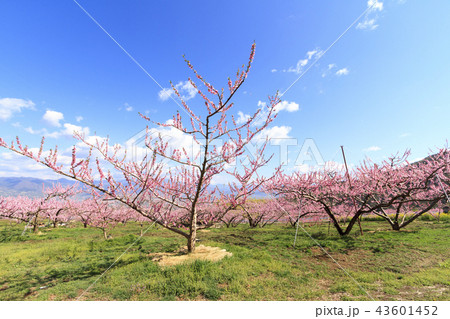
0 44 448 251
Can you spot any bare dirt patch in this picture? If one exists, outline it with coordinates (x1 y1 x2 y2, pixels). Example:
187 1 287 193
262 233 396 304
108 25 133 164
393 285 449 301
149 245 232 267
309 247 374 272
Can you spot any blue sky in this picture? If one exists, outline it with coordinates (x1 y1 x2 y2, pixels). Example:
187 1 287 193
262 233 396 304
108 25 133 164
0 0 449 180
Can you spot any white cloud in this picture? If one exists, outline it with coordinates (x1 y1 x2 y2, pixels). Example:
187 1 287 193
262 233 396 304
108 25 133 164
76 116 83 122
123 103 133 112
356 19 378 30
0 152 13 160
255 126 293 144
399 133 411 138
0 151 65 179
60 123 90 137
368 0 384 11
335 68 349 76
271 69 277 73
0 129 116 179
235 111 251 125
43 110 64 127
159 81 197 102
24 126 46 135
257 101 266 108
260 99 299 115
364 146 381 152
306 50 316 59
322 64 336 77
238 100 300 126
118 103 134 112
129 124 201 164
322 63 349 78
275 100 299 112
22 120 90 139
286 48 323 74
0 98 35 121
158 88 173 101
357 0 384 31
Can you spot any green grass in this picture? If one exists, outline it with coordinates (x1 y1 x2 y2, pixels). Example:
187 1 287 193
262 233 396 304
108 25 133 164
0 219 449 301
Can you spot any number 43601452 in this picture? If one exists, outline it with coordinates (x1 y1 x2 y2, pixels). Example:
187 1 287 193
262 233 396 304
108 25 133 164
375 306 438 316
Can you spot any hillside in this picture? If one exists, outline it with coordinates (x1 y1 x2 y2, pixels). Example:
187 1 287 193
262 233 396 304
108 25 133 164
0 177 76 197
0 177 245 198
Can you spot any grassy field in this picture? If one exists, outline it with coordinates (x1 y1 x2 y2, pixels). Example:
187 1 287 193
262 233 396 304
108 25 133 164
0 218 449 301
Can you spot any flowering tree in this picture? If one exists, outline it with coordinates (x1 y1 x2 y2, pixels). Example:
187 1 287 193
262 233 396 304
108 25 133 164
42 184 79 228
0 196 36 225
219 208 244 228
240 199 283 228
81 190 124 239
63 190 138 238
0 183 77 232
270 148 450 235
214 149 277 227
274 196 319 227
270 169 358 235
358 149 450 230
67 198 93 228
132 210 155 236
0 44 279 252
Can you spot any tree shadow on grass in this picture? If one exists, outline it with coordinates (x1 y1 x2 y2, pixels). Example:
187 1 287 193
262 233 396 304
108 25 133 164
1 257 138 300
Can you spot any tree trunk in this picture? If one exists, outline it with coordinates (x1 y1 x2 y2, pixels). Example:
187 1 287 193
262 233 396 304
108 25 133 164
32 214 39 233
395 199 440 230
103 229 108 240
187 210 197 253
342 214 361 236
392 222 400 231
322 206 345 236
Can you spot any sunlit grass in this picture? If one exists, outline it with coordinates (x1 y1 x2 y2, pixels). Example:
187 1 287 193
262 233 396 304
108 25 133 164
0 219 448 300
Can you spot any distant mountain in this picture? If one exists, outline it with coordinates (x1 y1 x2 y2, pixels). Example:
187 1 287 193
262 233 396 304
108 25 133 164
0 176 268 198
212 184 267 198
0 177 76 198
